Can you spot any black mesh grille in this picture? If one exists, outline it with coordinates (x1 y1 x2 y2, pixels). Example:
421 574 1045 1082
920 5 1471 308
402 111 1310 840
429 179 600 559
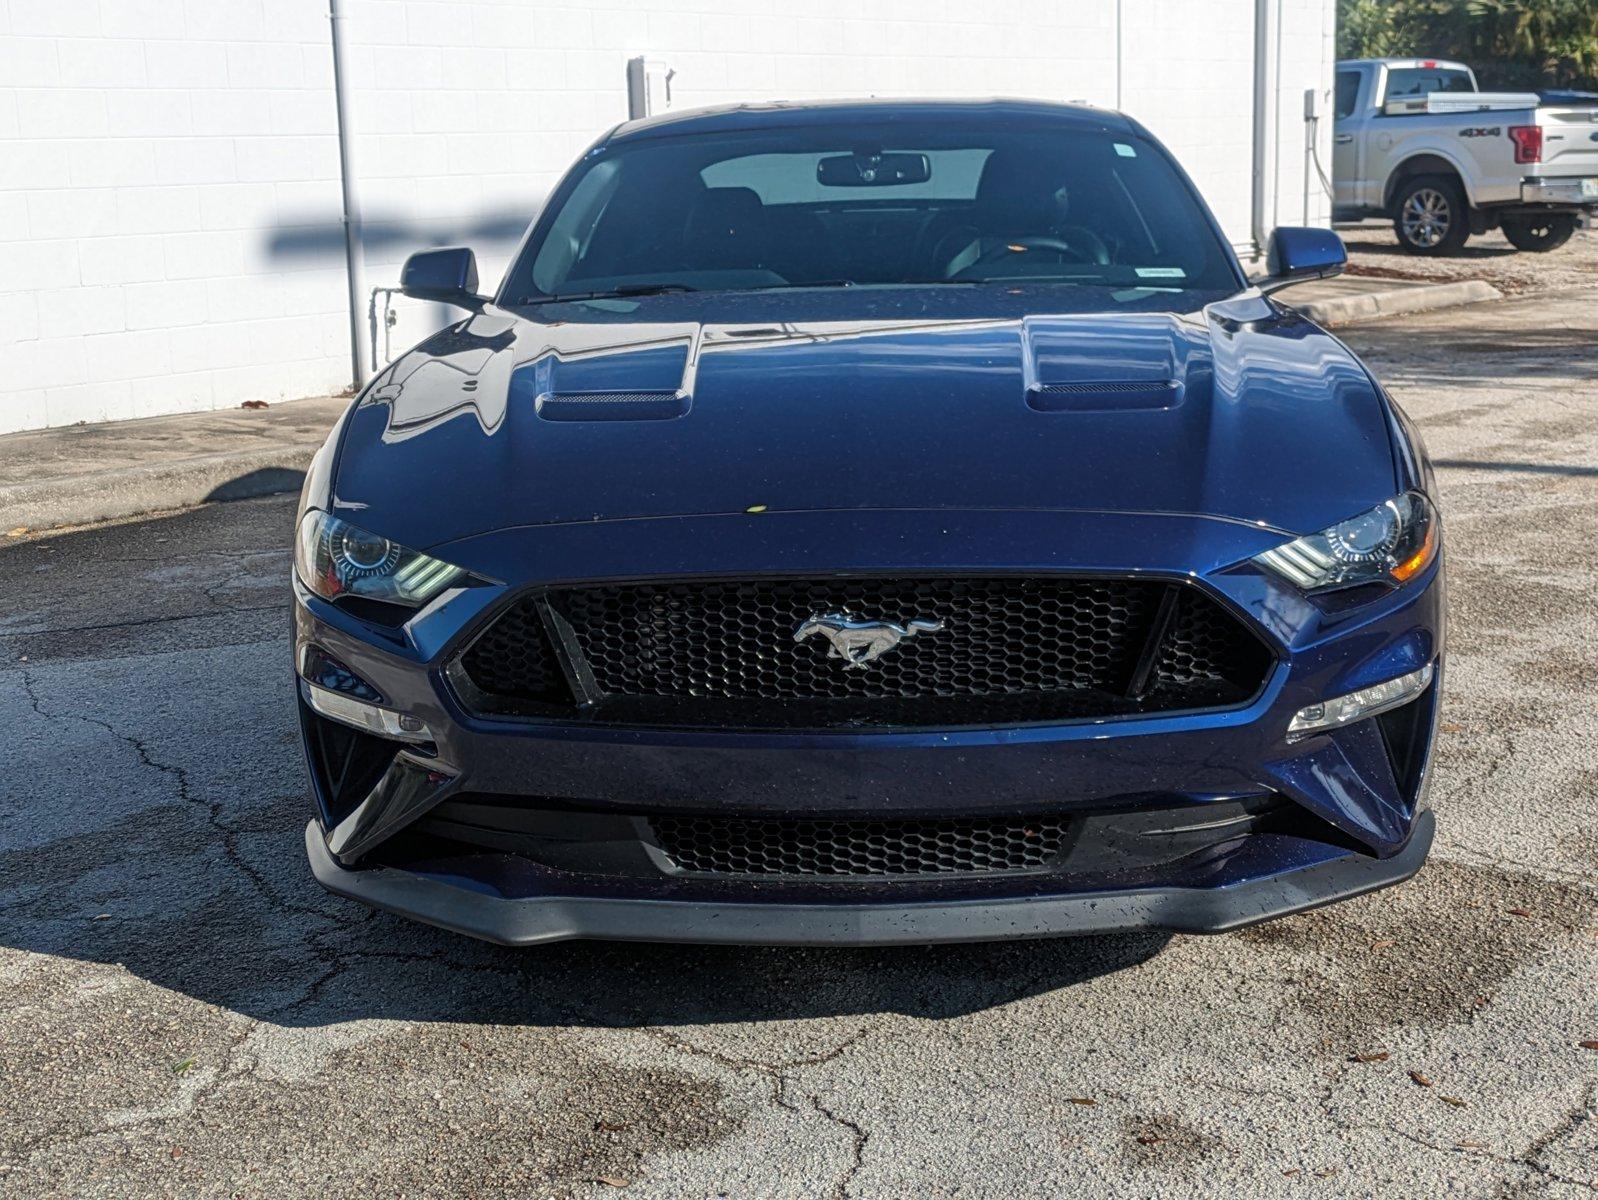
457 603 568 707
651 814 1072 877
1155 587 1269 687
456 576 1272 728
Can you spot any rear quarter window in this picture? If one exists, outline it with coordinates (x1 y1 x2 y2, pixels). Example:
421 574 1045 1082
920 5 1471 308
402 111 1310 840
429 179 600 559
1335 71 1361 119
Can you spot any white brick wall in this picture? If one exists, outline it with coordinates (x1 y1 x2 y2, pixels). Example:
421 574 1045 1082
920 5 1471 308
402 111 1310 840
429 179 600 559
0 0 1334 436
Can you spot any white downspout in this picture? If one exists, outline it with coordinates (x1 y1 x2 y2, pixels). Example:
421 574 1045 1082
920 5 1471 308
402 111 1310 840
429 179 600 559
1250 0 1281 257
329 0 371 390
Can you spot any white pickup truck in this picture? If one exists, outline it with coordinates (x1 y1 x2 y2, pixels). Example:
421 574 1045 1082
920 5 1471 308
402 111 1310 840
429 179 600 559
1333 58 1598 255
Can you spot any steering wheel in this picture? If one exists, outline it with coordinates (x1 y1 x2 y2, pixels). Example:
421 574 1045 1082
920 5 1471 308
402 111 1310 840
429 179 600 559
973 230 1112 268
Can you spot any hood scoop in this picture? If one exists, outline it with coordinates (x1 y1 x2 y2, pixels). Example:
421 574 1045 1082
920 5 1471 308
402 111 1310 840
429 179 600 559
536 390 691 422
1026 379 1182 413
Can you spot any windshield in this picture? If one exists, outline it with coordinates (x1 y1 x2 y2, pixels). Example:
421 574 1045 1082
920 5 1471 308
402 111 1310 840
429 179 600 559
502 122 1241 303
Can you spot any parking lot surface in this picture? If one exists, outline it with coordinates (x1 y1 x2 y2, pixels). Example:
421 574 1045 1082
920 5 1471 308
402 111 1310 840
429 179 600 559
2 287 1596 1199
1343 225 1598 296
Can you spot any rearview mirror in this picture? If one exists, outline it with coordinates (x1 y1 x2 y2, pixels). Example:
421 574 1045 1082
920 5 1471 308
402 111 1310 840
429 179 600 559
400 247 483 308
816 151 931 187
1260 227 1346 294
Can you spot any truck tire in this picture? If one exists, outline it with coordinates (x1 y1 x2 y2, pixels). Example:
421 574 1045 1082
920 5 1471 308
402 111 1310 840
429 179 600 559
1501 212 1577 253
1392 175 1470 256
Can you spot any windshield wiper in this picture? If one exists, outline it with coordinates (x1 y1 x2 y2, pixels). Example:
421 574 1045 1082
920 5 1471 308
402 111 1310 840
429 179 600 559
745 279 857 291
525 282 700 304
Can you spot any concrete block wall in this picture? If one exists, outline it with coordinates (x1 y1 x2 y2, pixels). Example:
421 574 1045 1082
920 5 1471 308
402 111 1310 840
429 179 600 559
0 0 1335 436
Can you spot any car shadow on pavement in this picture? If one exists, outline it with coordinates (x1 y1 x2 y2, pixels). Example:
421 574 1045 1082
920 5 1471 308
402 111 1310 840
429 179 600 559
2 789 1172 1030
7 854 1174 1029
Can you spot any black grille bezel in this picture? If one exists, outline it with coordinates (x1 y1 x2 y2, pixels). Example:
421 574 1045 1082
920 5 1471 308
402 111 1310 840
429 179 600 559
448 572 1278 732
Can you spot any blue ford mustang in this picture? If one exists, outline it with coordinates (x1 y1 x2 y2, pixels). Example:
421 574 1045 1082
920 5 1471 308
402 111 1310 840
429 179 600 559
293 100 1443 945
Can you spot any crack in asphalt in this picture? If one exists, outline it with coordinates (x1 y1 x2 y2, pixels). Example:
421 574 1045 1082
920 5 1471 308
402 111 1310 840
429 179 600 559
17 669 354 932
2 602 289 642
1170 1071 1596 1193
809 1095 869 1199
632 1025 876 1195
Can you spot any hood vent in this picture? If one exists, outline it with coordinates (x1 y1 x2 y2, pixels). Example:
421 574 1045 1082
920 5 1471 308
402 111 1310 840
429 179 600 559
1027 380 1181 413
536 391 690 422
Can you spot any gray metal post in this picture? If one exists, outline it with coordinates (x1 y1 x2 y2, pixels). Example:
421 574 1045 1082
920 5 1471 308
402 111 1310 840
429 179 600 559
329 0 371 389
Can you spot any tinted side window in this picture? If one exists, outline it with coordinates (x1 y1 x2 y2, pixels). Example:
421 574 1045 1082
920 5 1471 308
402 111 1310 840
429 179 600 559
1335 71 1361 119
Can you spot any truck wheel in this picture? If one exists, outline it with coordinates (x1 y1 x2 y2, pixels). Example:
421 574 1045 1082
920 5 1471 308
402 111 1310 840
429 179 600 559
1392 176 1470 255
1501 212 1577 252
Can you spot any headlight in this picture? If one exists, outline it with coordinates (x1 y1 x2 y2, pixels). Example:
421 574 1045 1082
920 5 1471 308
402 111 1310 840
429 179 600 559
1254 492 1437 591
295 511 469 608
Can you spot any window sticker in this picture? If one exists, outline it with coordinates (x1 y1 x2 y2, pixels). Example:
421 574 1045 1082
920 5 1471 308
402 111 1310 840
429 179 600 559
1135 266 1187 279
1114 142 1138 158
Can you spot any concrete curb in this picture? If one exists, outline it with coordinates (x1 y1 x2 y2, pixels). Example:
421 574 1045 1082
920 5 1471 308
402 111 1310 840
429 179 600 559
1 443 317 534
1292 279 1502 327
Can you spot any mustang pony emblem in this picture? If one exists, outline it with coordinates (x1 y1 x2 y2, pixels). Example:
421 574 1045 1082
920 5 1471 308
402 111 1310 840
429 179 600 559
794 611 944 668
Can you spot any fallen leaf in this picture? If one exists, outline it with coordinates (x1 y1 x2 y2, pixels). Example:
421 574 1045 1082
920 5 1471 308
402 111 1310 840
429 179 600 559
1578 1040 1598 1051
1134 1134 1164 1146
1507 908 1534 919
172 1056 196 1075
594 1119 627 1132
1370 938 1396 951
592 1177 629 1188
1441 1096 1468 1108
1409 1071 1433 1088
1456 1140 1486 1150
1065 1097 1097 1107
1282 1168 1301 1177
241 399 269 409
1439 721 1464 733
1313 1168 1338 1178
1351 1051 1390 1063
6 527 26 538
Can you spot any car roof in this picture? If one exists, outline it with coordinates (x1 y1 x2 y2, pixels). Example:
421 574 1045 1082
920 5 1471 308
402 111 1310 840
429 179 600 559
605 97 1137 145
1339 58 1472 72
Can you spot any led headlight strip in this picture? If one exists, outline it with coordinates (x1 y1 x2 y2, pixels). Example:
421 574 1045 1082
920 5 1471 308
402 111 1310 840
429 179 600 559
1255 492 1437 592
1287 663 1433 740
295 510 471 608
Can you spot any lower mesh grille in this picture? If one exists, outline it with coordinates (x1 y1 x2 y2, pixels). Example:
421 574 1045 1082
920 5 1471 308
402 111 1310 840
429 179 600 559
650 814 1073 877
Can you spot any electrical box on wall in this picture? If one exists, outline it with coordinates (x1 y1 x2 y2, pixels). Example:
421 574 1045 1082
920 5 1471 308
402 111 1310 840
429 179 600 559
626 57 674 120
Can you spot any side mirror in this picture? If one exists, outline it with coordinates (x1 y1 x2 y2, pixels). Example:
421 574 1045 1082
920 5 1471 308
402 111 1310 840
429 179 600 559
1260 227 1346 294
400 247 483 308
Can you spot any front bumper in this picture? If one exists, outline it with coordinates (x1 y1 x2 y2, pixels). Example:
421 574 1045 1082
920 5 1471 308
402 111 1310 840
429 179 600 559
305 811 1434 945
294 508 1444 945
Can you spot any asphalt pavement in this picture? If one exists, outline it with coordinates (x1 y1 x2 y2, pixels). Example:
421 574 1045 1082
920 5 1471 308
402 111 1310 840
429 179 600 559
2 287 1595 1199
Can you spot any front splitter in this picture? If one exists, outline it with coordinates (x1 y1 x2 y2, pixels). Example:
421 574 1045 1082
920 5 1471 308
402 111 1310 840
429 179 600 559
303 811 1434 947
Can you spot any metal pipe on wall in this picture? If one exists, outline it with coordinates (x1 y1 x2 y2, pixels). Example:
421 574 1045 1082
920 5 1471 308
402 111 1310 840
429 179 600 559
1250 0 1282 255
329 0 371 390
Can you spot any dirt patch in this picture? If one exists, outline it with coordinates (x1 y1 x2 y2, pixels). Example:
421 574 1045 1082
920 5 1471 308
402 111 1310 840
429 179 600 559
1342 227 1598 296
1239 859 1595 1044
1445 560 1596 649
1507 650 1598 693
9 1021 737 1199
1116 1112 1224 1169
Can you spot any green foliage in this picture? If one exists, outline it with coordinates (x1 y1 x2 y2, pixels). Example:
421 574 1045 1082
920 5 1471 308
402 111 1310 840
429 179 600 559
1337 0 1598 90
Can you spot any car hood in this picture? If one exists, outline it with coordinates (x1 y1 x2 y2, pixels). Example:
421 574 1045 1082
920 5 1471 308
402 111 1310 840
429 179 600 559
331 295 1397 552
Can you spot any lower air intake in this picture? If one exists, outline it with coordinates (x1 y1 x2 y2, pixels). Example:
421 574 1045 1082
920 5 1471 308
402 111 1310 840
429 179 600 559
650 814 1073 877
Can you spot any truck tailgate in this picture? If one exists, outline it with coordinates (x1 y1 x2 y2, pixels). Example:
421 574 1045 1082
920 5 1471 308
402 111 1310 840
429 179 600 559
1538 107 1598 176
